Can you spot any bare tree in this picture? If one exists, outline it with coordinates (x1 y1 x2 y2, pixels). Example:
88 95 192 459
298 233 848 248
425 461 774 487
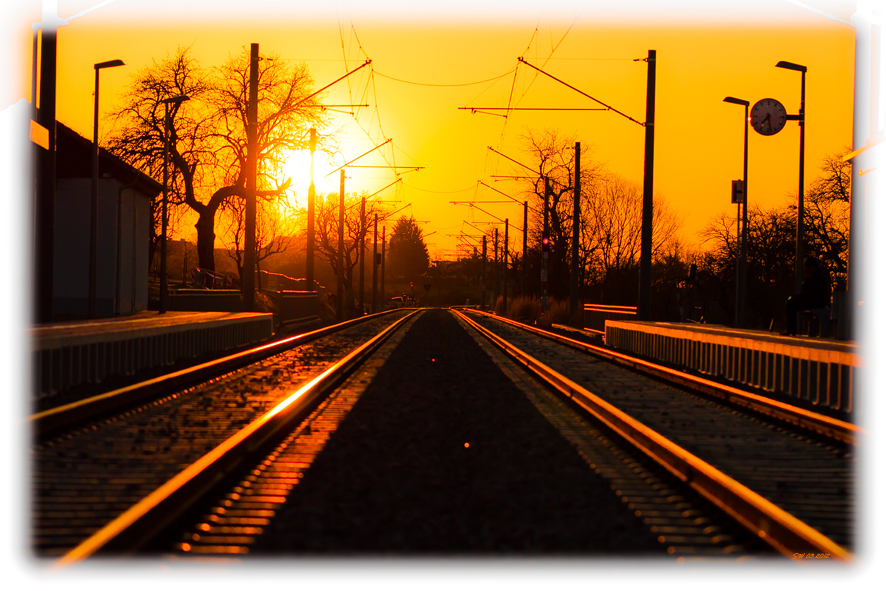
314 192 390 316
802 149 851 286
108 45 325 271
220 195 296 287
516 128 602 299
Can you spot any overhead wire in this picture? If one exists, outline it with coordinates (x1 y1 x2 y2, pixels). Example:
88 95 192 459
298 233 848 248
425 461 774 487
336 5 353 106
373 69 516 87
402 182 476 194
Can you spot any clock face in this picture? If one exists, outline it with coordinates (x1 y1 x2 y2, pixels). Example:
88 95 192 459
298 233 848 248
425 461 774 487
751 98 788 136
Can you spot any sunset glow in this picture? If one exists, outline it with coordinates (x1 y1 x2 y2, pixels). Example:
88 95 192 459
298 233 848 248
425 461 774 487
6 1 859 260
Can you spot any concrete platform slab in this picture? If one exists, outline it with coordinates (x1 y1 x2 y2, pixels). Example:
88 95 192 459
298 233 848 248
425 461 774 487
33 311 274 400
605 321 859 413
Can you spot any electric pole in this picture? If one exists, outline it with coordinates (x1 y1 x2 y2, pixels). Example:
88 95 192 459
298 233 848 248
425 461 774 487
493 227 499 311
359 195 365 315
336 169 344 321
482 235 487 311
638 49 656 321
570 142 581 318
522 201 528 297
242 43 258 312
503 219 508 315
372 213 378 313
542 178 550 313
380 225 386 307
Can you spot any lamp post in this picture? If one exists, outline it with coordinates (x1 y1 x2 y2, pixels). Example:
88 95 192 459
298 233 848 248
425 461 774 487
776 60 807 293
723 96 749 328
89 59 124 318
159 95 190 314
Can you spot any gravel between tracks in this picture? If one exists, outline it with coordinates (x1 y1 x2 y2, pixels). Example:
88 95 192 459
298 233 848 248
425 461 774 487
253 309 666 554
465 311 856 550
31 312 411 556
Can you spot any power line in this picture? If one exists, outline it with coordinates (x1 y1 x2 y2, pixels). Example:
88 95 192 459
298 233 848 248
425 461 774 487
517 57 645 127
373 68 516 87
402 182 475 194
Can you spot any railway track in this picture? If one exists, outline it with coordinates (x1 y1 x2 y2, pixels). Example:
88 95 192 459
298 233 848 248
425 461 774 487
455 309 856 559
31 309 414 557
34 308 854 562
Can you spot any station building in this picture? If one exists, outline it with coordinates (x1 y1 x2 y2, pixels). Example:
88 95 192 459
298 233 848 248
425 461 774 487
52 122 160 317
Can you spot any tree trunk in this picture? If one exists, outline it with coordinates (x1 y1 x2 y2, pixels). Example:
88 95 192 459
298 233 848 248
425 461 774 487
195 211 217 271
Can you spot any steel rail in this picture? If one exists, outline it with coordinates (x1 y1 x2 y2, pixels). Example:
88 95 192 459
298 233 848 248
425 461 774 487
56 309 422 564
463 309 859 446
30 309 405 439
452 309 852 561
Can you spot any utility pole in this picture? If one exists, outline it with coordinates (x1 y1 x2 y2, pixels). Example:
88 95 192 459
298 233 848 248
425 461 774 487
481 235 487 311
570 141 581 317
522 201 528 297
503 219 508 315
542 178 550 313
493 228 499 311
380 226 386 308
638 49 656 321
336 169 345 321
372 213 378 313
306 128 316 292
359 195 365 314
242 42 258 312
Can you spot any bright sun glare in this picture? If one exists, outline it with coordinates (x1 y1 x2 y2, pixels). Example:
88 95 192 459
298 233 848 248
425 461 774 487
281 149 341 204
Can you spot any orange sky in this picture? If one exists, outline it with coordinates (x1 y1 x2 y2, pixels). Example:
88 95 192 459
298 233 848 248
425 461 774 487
8 0 858 260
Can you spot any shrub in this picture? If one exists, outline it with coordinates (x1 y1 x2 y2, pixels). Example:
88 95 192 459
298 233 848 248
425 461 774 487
506 295 542 322
537 298 570 327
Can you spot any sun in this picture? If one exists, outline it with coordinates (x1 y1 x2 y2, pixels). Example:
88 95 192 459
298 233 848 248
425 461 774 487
280 148 341 204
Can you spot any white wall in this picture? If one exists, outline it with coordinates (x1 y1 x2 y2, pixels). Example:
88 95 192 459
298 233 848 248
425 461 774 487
53 178 150 316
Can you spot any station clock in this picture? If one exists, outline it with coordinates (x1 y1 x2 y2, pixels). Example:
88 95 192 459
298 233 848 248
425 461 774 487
750 98 788 136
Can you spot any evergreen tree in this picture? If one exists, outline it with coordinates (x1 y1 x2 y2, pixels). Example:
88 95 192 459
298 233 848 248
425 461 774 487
387 216 430 281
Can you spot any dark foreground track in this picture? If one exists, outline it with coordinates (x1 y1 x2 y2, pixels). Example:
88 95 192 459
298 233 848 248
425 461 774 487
253 309 662 553
164 309 765 557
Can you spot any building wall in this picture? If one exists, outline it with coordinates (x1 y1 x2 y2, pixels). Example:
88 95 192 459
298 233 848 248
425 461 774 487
53 178 150 316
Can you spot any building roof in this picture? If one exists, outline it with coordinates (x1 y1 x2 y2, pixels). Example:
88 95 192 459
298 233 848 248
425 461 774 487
55 121 163 196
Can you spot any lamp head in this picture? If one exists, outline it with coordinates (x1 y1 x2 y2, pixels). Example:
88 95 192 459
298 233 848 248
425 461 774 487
95 59 124 70
776 60 807 73
723 96 749 106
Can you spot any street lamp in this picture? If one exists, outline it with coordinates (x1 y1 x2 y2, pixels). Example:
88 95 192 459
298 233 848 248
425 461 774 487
775 60 807 293
159 94 190 314
89 59 125 318
724 96 749 328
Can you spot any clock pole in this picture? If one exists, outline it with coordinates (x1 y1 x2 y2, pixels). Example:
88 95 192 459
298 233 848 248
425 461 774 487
776 60 808 293
796 69 806 293
740 101 749 329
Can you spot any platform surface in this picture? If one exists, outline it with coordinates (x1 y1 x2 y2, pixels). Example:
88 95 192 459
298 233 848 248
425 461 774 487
607 320 858 365
33 311 272 348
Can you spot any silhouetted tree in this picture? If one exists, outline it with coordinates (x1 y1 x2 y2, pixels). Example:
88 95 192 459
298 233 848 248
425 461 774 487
387 216 430 281
220 194 296 287
516 129 603 299
802 149 851 286
108 45 325 271
314 193 390 316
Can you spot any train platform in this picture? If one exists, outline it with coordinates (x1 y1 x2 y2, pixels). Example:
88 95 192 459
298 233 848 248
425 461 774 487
33 311 274 400
604 320 859 414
